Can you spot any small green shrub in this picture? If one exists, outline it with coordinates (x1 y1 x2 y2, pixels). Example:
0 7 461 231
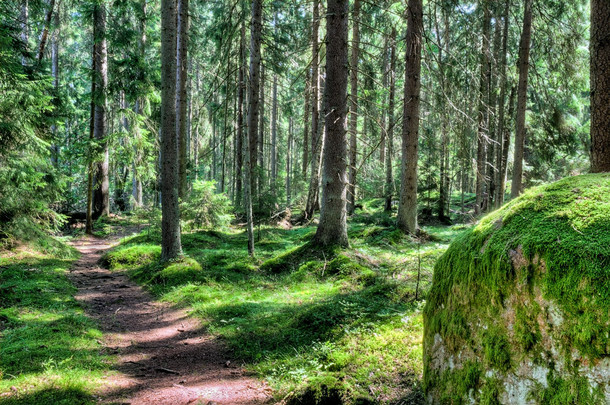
181 180 232 231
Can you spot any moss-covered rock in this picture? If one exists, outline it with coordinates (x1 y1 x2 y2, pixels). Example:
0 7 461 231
423 174 610 404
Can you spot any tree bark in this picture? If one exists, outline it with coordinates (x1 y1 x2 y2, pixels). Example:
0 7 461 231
494 0 510 208
37 0 56 63
177 0 189 199
347 0 361 215
235 23 246 209
287 117 293 206
21 0 28 65
302 72 311 179
305 0 322 220
258 64 265 200
86 41 96 235
245 0 263 255
51 4 60 166
511 0 532 198
591 0 610 173
500 85 516 203
92 1 109 218
160 0 182 260
474 0 491 215
397 0 423 234
436 7 450 221
485 7 503 211
131 0 146 209
314 0 349 248
384 28 396 213
271 74 278 197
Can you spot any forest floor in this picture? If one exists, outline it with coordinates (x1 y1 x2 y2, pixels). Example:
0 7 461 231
101 199 468 404
69 231 271 405
0 199 470 404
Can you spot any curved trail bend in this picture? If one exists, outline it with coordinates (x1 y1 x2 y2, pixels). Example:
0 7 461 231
69 233 271 405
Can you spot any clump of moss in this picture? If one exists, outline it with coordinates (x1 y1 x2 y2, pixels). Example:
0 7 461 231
482 327 511 372
102 244 160 269
158 257 204 286
532 373 605 404
433 361 481 404
424 174 610 402
260 242 339 274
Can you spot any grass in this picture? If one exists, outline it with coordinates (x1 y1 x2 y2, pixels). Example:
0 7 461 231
0 239 112 404
104 199 466 403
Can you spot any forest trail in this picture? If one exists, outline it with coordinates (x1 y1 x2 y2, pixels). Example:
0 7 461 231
68 232 272 405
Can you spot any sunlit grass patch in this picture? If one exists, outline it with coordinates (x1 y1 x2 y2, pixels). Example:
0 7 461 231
0 252 112 404
105 204 468 403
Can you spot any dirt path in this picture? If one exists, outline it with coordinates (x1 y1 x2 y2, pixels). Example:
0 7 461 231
68 234 272 405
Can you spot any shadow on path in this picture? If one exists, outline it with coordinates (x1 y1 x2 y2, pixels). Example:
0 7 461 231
69 233 272 405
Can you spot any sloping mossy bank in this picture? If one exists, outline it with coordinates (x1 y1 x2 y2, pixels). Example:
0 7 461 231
423 174 610 404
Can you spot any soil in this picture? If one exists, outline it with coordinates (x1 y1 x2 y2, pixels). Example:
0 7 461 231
68 232 273 405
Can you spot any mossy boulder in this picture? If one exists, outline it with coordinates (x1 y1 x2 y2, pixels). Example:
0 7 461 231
423 174 610 404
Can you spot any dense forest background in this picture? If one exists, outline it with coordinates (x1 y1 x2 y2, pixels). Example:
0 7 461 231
3 0 610 403
0 0 592 246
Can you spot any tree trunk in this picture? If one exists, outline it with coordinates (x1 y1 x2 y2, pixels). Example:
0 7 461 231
131 0 146 209
494 0 510 208
92 1 109 218
258 64 265 199
384 28 396 213
287 117 293 206
499 85 516 204
271 74 278 197
436 7 450 221
177 0 189 199
304 0 322 220
86 41 96 235
485 9 503 211
221 59 231 193
302 72 310 179
160 0 182 260
245 0 263 255
21 0 28 65
474 0 491 215
235 23 246 209
591 0 610 173
511 0 532 198
314 0 349 248
347 0 360 215
397 0 423 234
37 0 56 63
51 4 60 166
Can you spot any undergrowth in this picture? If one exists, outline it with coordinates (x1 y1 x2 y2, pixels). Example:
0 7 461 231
104 199 464 403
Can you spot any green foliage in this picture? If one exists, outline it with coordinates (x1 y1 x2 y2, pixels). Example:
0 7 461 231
0 251 110 404
181 181 232 231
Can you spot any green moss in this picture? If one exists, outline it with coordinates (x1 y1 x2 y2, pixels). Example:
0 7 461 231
158 257 204 285
532 373 604 404
482 327 511 372
425 174 610 402
480 377 502 405
514 304 541 352
102 244 160 269
435 361 481 405
426 174 610 348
